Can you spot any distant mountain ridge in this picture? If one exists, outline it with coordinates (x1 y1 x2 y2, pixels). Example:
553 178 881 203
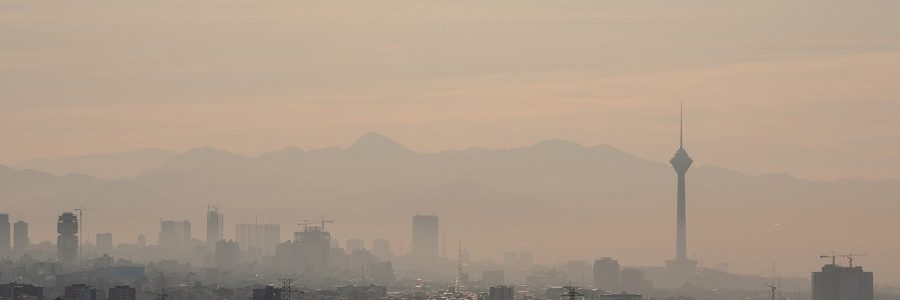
15 148 177 179
4 133 900 285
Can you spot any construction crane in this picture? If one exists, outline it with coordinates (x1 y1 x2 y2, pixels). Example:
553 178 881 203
74 207 102 260
298 220 312 231
765 283 777 300
819 251 838 265
561 286 584 300
320 217 334 231
840 253 869 268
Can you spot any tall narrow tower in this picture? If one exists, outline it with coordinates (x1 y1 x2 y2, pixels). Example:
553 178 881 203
666 104 697 271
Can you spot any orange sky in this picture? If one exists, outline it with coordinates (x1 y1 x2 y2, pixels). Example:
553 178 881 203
2 0 899 180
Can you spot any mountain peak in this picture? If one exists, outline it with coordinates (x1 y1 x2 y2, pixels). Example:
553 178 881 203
533 139 585 150
349 132 412 154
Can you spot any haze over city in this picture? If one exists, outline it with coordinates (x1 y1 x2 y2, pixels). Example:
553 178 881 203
1 1 898 299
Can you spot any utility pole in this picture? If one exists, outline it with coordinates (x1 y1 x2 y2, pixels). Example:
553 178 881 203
561 286 584 300
147 288 168 300
765 283 776 300
280 278 303 300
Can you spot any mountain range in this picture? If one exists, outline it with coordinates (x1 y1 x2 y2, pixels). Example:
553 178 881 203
3 132 899 284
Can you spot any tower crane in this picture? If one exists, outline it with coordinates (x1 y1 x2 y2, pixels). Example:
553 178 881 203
320 217 334 231
819 251 838 265
840 253 869 268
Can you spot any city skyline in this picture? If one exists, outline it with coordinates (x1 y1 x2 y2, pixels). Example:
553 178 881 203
1 1 897 299
0 129 895 284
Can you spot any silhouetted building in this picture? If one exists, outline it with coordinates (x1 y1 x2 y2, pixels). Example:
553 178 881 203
337 285 386 300
252 285 281 300
812 263 873 300
0 213 9 258
489 285 514 300
96 232 113 255
371 239 392 261
215 239 240 270
294 224 331 274
235 223 281 254
483 270 506 286
598 293 642 300
159 220 191 248
13 220 28 257
620 269 652 292
57 212 79 266
346 238 364 253
136 235 146 247
108 286 136 300
206 208 224 249
665 107 698 271
562 260 590 285
0 282 44 299
64 284 98 300
593 257 621 291
369 260 396 286
411 214 439 267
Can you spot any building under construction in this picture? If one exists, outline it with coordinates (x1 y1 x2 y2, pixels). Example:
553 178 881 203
812 255 873 300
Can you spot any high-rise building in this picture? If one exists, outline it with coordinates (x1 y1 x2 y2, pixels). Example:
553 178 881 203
12 220 28 257
489 285 515 300
411 214 439 267
136 234 146 247
252 285 282 300
483 270 506 286
372 239 393 261
65 284 98 300
0 213 9 258
346 238 364 252
620 269 652 292
370 261 396 286
206 208 224 248
235 223 281 254
294 224 331 274
57 212 79 265
159 220 191 248
812 262 874 300
562 260 590 285
96 232 113 254
108 285 136 300
518 251 534 269
215 239 240 270
665 106 698 271
593 257 621 292
0 282 44 299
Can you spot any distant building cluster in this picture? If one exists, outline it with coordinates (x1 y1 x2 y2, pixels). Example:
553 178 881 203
0 113 879 299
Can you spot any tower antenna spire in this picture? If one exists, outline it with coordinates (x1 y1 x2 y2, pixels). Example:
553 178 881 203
680 102 684 149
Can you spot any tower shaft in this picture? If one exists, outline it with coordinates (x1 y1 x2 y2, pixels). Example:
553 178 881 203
676 172 687 260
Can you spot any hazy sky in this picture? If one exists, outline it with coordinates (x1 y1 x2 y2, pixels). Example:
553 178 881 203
2 0 899 180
